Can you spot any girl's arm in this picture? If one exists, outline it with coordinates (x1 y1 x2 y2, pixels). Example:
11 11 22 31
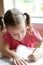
1 42 27 65
28 29 43 61
33 39 43 60
1 42 17 59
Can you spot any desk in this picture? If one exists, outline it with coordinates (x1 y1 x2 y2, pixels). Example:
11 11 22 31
0 45 43 65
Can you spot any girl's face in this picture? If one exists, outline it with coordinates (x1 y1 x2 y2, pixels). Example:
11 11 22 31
7 22 26 41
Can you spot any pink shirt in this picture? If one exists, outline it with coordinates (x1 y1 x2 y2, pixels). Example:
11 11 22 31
2 28 42 49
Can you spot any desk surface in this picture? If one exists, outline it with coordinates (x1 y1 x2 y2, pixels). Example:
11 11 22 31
0 57 43 65
0 45 43 65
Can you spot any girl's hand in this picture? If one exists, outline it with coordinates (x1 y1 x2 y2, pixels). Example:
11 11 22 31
13 55 27 65
27 54 36 62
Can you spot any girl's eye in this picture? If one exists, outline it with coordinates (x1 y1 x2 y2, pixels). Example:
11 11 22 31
12 33 18 36
12 33 18 35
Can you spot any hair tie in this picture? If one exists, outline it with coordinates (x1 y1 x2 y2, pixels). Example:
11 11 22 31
23 13 26 20
2 17 6 28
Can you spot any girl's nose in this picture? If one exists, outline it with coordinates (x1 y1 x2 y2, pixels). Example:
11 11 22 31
18 34 22 38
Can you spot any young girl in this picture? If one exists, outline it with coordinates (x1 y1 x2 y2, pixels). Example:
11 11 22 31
0 9 27 65
0 8 43 64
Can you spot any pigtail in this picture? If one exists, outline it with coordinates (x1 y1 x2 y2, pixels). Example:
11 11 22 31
0 16 6 31
24 13 32 34
24 13 30 26
0 16 3 31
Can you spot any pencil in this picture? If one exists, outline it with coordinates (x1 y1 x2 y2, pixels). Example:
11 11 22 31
32 39 43 54
32 48 36 53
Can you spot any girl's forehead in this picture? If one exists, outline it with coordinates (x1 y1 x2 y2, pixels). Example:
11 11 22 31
16 24 26 30
8 22 26 32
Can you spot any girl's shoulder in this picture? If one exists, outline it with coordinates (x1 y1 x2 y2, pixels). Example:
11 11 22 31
2 32 10 38
2 32 11 43
26 27 42 40
32 28 42 40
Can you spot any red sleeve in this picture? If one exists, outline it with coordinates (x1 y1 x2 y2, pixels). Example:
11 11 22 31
2 32 10 44
33 29 42 41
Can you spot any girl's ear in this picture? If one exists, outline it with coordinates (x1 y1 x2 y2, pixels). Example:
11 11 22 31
2 27 7 33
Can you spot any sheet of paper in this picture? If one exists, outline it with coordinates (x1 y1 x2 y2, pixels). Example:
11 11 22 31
16 45 35 59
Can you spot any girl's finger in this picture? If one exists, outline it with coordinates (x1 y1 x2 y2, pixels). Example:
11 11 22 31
16 59 21 65
13 59 17 65
18 60 23 65
21 58 27 65
22 58 29 62
17 58 26 65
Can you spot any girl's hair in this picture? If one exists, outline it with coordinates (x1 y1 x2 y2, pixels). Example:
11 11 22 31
0 8 25 31
0 16 3 31
24 13 31 26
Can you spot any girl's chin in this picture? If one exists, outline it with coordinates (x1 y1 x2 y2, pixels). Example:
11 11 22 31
12 36 24 41
16 38 24 41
